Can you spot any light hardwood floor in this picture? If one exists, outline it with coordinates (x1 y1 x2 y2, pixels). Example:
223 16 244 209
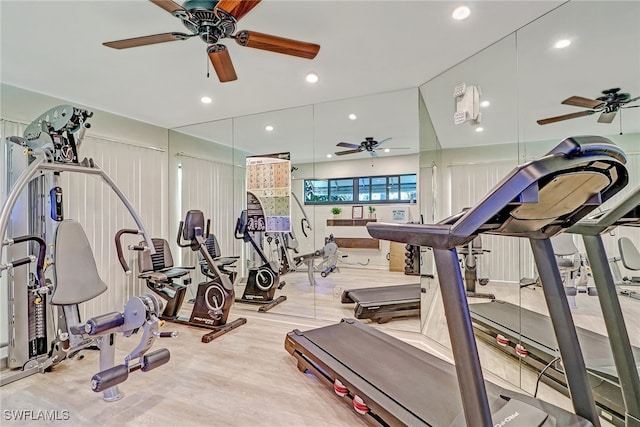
1 266 637 426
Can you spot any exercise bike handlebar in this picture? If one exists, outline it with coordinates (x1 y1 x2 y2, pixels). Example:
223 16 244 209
115 229 143 275
0 235 47 286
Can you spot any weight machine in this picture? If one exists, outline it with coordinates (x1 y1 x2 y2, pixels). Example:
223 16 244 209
1 105 170 397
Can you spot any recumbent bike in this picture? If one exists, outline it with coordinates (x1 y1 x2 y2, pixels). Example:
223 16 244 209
116 210 246 343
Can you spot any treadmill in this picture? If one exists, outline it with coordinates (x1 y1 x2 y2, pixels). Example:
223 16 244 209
286 136 627 427
470 188 640 427
340 283 423 323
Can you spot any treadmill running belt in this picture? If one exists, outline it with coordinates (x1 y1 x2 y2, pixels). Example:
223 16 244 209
344 284 420 303
287 319 591 426
470 300 640 367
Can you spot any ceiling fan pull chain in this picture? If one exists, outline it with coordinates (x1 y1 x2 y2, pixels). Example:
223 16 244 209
619 108 623 135
206 54 210 78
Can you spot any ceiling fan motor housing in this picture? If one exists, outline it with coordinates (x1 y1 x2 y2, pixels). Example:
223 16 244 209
180 1 236 44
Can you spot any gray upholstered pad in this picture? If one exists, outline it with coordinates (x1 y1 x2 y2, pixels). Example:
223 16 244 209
619 237 640 270
51 220 107 305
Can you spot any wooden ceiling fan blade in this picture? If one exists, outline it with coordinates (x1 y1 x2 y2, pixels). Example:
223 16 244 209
597 111 617 123
561 96 605 109
103 32 192 49
207 45 237 82
149 0 185 14
536 110 594 125
337 142 360 149
216 0 261 21
335 149 362 156
235 30 320 59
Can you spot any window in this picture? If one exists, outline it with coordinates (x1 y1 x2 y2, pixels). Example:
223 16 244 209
304 174 416 205
329 179 354 202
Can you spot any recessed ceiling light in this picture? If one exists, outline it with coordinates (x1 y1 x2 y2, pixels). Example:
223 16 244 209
305 72 319 83
480 100 490 108
452 6 471 20
475 127 484 133
200 96 212 104
383 148 390 153
265 125 274 132
348 113 357 120
554 39 571 49
326 154 332 158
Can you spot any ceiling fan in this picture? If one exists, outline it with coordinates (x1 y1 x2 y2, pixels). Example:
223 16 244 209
102 0 320 83
335 137 409 157
537 88 640 125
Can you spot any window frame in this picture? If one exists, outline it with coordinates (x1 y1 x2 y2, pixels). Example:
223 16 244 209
303 173 417 205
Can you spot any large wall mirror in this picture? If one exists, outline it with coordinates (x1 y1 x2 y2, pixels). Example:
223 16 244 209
418 0 640 413
168 89 422 331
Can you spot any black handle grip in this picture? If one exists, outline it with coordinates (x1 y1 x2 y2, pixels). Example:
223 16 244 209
11 257 33 268
115 229 140 273
11 235 46 286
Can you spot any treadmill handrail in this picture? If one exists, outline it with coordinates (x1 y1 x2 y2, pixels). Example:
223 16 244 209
568 186 640 235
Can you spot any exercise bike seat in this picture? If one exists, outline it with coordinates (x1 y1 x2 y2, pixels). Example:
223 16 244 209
200 234 239 279
138 238 193 298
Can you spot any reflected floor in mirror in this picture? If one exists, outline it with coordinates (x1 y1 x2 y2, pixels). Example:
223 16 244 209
233 267 421 333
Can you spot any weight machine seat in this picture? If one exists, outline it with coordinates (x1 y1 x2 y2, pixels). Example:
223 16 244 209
368 136 627 248
619 237 640 271
51 220 108 305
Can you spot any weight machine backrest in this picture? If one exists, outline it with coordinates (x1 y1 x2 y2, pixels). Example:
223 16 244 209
619 237 640 271
51 220 108 305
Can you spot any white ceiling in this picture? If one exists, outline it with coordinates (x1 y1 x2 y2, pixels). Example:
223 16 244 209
421 1 640 149
174 88 419 164
0 0 564 129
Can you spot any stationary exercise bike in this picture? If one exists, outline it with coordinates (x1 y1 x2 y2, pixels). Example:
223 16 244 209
116 210 246 343
234 210 287 312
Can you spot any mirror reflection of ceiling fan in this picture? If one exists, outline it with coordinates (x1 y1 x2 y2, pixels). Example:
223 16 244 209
537 88 639 125
334 137 409 157
102 0 320 83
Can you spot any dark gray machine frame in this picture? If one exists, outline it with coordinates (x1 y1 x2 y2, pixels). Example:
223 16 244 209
470 188 640 426
569 187 640 427
286 136 628 426
340 283 422 323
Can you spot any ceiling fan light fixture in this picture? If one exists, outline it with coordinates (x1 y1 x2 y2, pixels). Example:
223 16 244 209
306 72 319 83
348 113 357 120
452 6 471 21
554 39 571 49
200 96 212 104
265 125 275 132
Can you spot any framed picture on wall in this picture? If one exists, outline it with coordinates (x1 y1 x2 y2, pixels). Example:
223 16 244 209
352 205 364 219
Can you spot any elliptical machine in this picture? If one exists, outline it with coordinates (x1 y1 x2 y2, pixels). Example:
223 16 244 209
235 210 287 312
116 210 246 343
